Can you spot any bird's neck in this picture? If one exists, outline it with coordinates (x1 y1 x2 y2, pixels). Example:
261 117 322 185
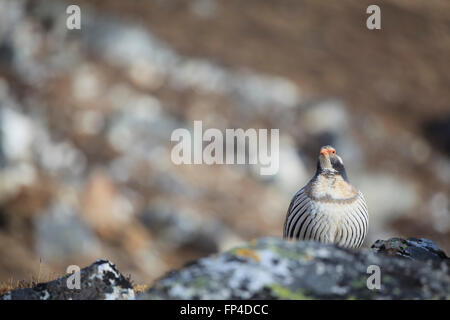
315 161 349 182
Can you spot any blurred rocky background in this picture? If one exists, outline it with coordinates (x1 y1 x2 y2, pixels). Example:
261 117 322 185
0 0 448 286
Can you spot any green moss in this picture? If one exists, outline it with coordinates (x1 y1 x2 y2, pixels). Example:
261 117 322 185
191 277 209 288
229 243 306 261
268 244 306 260
267 284 313 300
350 277 367 289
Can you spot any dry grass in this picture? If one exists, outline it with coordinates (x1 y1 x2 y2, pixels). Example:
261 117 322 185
0 279 36 296
133 284 150 295
126 273 150 295
0 261 60 296
0 275 62 296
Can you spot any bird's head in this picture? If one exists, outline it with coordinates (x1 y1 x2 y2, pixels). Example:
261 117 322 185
316 145 348 180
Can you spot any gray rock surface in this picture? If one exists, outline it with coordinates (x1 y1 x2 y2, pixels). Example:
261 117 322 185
141 237 449 300
1 238 449 300
1 260 134 300
371 237 449 263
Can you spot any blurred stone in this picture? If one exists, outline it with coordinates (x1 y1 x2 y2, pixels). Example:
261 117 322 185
423 114 450 156
75 109 105 135
231 72 300 111
106 84 179 161
268 136 308 195
354 173 418 241
147 170 201 198
1 260 134 300
432 157 450 185
80 171 134 238
127 59 165 90
0 162 37 202
141 204 217 253
79 13 301 111
140 203 243 254
34 203 100 261
410 137 431 164
141 237 450 300
189 0 218 19
0 107 33 162
71 64 104 102
371 237 449 263
33 123 87 177
430 193 450 233
300 100 349 135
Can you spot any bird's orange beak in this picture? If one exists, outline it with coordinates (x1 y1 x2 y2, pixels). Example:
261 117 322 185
320 149 329 156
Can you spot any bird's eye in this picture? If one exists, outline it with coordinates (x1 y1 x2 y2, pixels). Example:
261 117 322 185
330 149 336 154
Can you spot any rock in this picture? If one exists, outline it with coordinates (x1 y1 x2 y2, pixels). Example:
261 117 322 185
429 193 450 233
189 0 218 19
140 237 450 300
300 99 349 136
140 203 243 254
371 237 449 263
34 203 101 261
140 204 219 254
266 135 308 195
354 173 419 243
0 106 34 163
423 114 450 157
76 10 301 112
1 260 134 300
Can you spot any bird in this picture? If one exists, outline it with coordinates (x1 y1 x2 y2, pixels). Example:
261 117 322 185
283 145 368 248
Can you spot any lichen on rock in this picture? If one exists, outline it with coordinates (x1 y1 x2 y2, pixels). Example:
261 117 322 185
140 237 450 300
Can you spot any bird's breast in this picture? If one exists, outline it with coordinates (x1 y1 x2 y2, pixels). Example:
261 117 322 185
307 174 357 202
284 184 369 248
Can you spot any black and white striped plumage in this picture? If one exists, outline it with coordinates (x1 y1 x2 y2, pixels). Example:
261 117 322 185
283 145 368 248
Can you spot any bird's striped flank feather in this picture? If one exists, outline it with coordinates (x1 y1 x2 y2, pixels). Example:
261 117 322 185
283 190 368 248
